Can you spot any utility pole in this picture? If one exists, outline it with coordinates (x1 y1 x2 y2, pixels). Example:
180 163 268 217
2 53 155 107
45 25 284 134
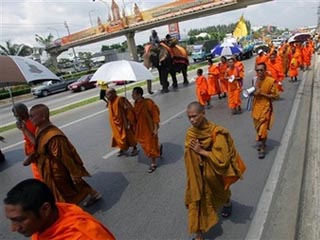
64 21 78 70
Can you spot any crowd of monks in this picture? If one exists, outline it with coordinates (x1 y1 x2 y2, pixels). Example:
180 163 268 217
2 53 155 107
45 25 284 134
195 37 315 113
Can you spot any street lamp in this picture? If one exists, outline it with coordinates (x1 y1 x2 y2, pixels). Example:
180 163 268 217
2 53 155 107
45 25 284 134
64 21 78 70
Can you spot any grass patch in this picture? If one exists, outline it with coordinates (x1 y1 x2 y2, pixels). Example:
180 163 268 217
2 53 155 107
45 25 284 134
0 62 212 134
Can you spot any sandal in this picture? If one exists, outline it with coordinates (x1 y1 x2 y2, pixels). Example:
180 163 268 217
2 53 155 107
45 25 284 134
83 192 102 207
117 149 128 157
221 203 232 218
148 164 157 173
130 148 139 156
258 149 265 159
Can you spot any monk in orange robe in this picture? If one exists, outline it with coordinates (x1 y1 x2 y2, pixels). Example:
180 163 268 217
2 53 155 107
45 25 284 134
266 52 285 92
225 58 243 114
106 88 138 156
184 102 245 240
252 63 279 159
294 42 303 68
132 87 162 173
232 55 245 87
12 103 41 180
288 47 299 82
4 179 115 240
278 42 290 76
195 68 210 106
302 41 312 70
255 49 268 68
207 59 221 98
25 104 101 207
217 56 228 97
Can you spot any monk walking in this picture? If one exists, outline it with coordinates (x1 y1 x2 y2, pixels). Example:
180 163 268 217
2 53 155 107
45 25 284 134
302 41 312 71
217 56 228 98
25 104 101 207
105 88 138 156
252 63 279 159
288 47 299 82
184 102 245 240
132 87 162 173
4 179 115 239
266 52 285 92
207 59 221 98
255 49 268 69
225 58 243 114
12 103 41 180
195 69 210 107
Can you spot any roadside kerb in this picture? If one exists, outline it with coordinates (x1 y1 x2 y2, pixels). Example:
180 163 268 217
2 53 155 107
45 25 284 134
296 53 320 240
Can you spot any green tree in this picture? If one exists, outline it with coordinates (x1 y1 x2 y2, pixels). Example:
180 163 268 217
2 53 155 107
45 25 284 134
35 33 54 49
0 40 33 56
78 52 93 70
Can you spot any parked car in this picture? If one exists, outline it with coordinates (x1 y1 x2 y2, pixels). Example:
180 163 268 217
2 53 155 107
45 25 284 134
68 74 96 92
31 79 75 97
191 40 218 62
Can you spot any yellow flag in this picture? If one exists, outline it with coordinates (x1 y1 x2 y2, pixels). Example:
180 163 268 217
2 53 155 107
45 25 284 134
233 15 248 39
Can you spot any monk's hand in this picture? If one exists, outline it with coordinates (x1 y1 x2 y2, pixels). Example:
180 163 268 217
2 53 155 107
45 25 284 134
189 139 203 153
254 88 261 95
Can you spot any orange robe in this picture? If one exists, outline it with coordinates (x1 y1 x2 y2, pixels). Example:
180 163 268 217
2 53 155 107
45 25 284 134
279 45 290 75
266 59 285 92
195 75 210 106
252 76 279 141
295 45 303 66
133 98 160 158
288 54 299 77
225 67 243 109
108 96 137 150
302 45 312 68
24 119 41 180
255 54 268 67
33 125 93 204
32 202 115 240
184 120 244 234
218 62 228 94
207 64 220 96
234 60 245 86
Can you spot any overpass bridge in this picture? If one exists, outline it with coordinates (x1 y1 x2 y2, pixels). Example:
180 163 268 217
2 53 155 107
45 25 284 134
47 0 272 62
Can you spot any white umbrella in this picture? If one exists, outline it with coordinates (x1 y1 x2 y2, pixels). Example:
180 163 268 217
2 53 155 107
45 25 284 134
288 33 311 43
0 55 59 106
91 60 154 96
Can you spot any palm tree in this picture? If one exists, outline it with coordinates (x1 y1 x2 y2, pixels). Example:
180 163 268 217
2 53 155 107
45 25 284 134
0 40 33 56
35 33 54 49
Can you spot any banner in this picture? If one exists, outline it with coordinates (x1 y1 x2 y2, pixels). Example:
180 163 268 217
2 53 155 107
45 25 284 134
168 23 180 40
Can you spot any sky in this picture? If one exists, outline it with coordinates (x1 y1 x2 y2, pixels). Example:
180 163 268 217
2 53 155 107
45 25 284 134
0 0 319 59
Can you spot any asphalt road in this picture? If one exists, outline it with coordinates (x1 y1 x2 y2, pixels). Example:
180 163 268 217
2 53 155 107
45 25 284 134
0 57 301 240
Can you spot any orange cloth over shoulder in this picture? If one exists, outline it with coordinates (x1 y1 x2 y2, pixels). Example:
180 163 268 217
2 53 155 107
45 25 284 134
266 59 285 92
195 75 210 106
225 67 242 109
32 202 115 240
134 98 160 158
207 64 220 96
255 54 268 67
24 119 41 180
108 96 137 150
218 61 228 93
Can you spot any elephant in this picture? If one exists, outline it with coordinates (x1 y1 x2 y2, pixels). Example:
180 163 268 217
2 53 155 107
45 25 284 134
143 43 189 94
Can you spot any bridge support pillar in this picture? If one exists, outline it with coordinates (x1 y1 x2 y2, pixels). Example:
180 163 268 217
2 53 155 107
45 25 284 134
125 32 138 61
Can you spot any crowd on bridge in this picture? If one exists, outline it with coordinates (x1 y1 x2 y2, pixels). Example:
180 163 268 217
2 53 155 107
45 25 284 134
1 33 319 240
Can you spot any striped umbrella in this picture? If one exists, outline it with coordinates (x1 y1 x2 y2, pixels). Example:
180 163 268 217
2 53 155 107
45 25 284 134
211 42 243 56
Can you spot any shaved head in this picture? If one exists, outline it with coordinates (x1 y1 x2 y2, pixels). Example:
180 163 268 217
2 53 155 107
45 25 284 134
106 88 117 101
30 104 50 127
187 101 205 113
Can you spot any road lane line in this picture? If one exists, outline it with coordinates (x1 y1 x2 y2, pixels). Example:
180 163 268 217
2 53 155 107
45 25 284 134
2 110 106 151
102 108 186 159
245 71 308 239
